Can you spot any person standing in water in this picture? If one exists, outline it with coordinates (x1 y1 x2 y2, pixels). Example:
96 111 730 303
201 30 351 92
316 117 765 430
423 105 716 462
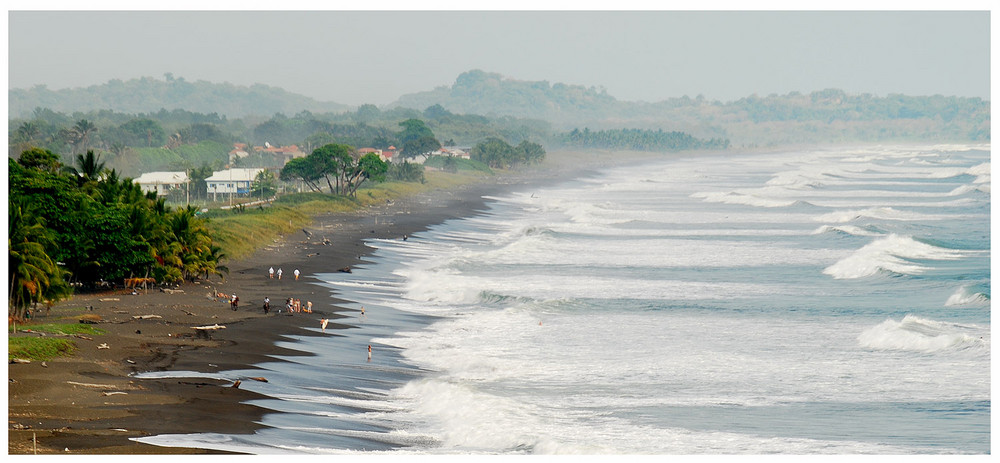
367 344 372 362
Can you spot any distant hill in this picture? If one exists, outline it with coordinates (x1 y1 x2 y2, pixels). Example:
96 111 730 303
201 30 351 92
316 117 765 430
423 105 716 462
8 76 350 119
390 70 990 146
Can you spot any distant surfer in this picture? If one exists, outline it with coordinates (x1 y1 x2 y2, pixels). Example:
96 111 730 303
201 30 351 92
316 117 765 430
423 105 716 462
360 306 367 320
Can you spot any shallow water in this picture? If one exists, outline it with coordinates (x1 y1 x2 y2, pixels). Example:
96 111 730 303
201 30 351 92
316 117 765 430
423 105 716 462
137 144 990 454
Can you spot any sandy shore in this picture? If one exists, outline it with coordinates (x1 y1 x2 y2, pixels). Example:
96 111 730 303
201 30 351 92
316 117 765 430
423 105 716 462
6 156 605 454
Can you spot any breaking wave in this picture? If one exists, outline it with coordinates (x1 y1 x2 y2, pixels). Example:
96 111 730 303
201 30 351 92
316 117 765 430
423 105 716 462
823 234 964 279
858 315 988 354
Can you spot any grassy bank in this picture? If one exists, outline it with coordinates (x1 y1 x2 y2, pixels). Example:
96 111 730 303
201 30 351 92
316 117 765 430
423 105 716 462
9 322 105 362
205 169 491 262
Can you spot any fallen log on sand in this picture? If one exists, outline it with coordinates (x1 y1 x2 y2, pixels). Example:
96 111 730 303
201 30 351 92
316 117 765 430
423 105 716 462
191 324 226 330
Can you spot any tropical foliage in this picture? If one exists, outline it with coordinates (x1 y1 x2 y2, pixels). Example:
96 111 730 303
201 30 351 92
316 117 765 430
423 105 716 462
8 148 228 318
470 138 546 168
279 143 389 197
561 128 730 151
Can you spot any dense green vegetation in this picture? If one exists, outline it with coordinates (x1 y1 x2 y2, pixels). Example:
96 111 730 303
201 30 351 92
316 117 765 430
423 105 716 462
280 143 389 197
470 138 546 169
8 148 225 318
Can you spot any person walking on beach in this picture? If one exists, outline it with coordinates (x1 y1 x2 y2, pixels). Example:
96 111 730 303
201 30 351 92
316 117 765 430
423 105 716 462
231 294 239 311
277 268 283 280
321 318 329 332
269 266 274 279
368 344 372 362
294 268 300 280
263 297 270 314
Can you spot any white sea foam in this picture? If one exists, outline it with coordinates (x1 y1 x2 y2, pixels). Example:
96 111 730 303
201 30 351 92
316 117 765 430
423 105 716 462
823 234 965 279
691 191 800 208
858 315 988 353
813 207 940 224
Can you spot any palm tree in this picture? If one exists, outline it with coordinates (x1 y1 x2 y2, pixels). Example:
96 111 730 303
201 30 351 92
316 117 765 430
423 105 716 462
8 199 70 319
63 150 107 189
71 119 97 155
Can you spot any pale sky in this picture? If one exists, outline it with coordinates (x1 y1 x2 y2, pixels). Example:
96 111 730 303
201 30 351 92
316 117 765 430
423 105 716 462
6 7 993 106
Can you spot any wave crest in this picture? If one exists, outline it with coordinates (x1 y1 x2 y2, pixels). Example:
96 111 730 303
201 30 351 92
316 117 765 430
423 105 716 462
810 225 883 237
823 234 964 279
858 315 988 353
945 286 990 307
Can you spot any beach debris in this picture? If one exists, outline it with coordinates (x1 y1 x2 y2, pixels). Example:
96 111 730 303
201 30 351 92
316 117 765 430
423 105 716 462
303 228 312 238
230 380 242 389
338 266 352 273
40 362 47 368
181 309 196 316
67 381 116 389
10 358 31 364
98 298 120 302
132 314 162 320
192 324 226 330
97 343 110 349
102 391 127 396
161 288 184 294
248 377 268 382
126 359 136 364
135 330 141 334
79 314 102 324
114 310 129 314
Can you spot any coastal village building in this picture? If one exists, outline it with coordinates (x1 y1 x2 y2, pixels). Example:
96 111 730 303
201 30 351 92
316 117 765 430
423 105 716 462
229 142 305 165
358 146 400 163
205 167 265 201
433 147 471 159
134 171 189 196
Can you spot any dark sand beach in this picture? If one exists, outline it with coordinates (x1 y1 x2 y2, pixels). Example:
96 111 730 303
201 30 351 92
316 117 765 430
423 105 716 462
6 154 611 454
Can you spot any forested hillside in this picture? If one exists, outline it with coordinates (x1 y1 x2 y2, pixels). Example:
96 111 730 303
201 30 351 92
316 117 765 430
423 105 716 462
391 70 990 146
9 74 349 119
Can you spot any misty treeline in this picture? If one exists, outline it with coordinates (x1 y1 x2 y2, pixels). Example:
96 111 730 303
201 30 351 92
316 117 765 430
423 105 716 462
9 149 227 319
562 128 730 151
7 103 556 178
396 70 990 145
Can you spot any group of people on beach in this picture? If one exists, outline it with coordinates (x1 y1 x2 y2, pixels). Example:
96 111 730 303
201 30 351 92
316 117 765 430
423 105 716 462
268 266 301 280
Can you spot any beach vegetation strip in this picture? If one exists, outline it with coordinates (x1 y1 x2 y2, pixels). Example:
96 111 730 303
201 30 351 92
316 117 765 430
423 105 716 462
9 322 104 362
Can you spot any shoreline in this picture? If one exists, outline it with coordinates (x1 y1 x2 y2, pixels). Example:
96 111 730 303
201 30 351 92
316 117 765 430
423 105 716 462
7 151 611 454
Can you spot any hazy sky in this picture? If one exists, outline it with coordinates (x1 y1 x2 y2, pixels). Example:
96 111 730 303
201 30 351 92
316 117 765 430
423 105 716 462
7 9 992 106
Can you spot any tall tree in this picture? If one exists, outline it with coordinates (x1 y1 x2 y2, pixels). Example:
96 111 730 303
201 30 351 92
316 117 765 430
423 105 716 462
345 153 388 197
71 119 98 154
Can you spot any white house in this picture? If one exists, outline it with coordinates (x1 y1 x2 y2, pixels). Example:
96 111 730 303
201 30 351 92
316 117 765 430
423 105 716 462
206 168 264 200
134 171 189 196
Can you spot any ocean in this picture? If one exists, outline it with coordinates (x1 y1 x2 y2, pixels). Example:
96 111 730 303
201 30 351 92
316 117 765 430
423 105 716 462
136 144 991 454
